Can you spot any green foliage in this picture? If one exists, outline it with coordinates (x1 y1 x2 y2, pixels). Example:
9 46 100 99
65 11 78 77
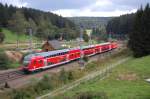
11 75 53 99
0 50 11 69
83 31 89 42
0 3 78 40
2 28 38 43
58 91 108 99
68 17 112 29
8 10 29 35
128 3 150 57
106 14 135 39
59 68 74 83
11 89 32 99
75 91 108 99
0 49 20 69
34 75 52 94
60 55 150 99
59 68 68 83
0 30 5 43
92 26 107 41
67 71 74 81
83 55 89 62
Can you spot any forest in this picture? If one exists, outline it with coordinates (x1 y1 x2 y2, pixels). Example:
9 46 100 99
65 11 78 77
107 3 150 57
106 13 135 39
0 3 79 41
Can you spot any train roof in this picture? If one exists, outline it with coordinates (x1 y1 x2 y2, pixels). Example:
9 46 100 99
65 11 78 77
96 42 110 46
24 49 69 60
34 48 69 57
82 45 95 49
24 42 112 60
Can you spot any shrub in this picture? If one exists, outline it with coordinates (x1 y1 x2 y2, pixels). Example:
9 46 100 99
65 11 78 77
67 71 74 81
83 55 89 62
59 68 68 84
11 89 32 99
0 52 11 69
40 75 52 90
76 91 108 99
61 91 108 99
0 28 5 43
33 75 52 94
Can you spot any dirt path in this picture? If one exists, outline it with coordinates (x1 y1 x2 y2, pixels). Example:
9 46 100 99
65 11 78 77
36 57 130 99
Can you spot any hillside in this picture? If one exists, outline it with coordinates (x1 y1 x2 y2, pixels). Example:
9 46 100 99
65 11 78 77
67 17 113 29
0 3 78 40
2 29 39 44
55 55 150 99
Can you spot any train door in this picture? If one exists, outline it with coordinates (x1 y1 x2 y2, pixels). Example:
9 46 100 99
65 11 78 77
44 59 47 66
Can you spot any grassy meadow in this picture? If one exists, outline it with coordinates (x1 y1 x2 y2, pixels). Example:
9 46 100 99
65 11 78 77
54 55 150 99
2 28 39 44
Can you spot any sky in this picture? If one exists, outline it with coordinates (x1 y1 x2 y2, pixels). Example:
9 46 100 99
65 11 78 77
0 0 149 17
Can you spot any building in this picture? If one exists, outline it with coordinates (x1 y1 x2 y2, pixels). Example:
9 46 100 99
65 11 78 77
42 40 62 52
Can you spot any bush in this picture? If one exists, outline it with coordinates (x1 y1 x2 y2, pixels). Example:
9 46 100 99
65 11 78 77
59 69 74 84
33 75 52 94
59 68 68 84
83 55 89 62
61 91 108 99
11 89 32 99
0 52 11 69
0 30 5 43
76 91 108 99
67 71 74 81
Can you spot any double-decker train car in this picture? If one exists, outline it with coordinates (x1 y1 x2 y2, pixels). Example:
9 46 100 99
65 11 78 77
22 42 118 72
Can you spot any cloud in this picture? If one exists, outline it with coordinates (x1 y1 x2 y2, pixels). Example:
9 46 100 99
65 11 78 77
0 0 149 17
91 0 149 12
52 8 137 17
52 0 148 17
24 0 97 11
1 0 28 7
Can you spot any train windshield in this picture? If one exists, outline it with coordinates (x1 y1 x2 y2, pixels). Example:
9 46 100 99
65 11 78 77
24 54 34 61
23 54 35 66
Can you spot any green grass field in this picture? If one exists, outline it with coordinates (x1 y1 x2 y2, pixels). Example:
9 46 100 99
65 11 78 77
2 28 39 44
55 55 150 99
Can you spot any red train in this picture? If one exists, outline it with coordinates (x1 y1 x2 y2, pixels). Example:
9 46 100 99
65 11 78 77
22 42 118 72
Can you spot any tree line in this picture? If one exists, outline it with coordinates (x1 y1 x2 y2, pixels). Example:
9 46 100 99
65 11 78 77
0 3 79 41
106 14 135 39
107 3 150 57
129 4 150 57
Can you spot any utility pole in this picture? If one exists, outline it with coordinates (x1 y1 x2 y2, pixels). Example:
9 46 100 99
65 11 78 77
79 25 85 69
27 27 33 52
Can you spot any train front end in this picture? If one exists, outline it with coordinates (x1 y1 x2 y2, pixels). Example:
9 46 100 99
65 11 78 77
22 54 45 72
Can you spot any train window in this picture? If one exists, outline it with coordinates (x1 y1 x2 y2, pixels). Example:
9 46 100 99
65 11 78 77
39 60 43 64
48 62 53 65
33 60 36 65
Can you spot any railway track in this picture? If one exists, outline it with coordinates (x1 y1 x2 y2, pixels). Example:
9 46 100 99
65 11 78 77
0 70 25 86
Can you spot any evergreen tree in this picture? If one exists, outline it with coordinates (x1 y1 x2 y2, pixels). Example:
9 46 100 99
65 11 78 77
128 4 150 57
8 10 29 48
83 30 89 42
0 3 78 40
0 28 5 43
